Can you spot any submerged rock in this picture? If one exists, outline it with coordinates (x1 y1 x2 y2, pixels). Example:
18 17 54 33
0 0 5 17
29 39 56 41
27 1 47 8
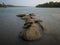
16 14 26 17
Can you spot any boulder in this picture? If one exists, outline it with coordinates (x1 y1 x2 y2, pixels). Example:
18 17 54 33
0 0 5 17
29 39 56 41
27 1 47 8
19 19 41 40
17 13 47 40
21 23 41 40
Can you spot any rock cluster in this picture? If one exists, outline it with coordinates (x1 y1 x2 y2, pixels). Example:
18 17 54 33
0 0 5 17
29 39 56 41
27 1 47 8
17 13 47 40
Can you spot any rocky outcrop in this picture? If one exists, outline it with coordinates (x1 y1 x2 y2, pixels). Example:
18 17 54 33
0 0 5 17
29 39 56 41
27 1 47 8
17 13 47 40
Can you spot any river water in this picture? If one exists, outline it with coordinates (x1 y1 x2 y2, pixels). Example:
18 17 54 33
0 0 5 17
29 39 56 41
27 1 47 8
0 7 60 45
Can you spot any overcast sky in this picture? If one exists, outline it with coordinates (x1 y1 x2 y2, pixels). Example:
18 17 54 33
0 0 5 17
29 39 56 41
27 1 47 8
0 0 60 6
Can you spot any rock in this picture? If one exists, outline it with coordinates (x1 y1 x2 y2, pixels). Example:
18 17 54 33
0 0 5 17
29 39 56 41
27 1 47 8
26 19 35 23
39 22 47 32
17 13 47 40
35 19 43 23
22 15 31 19
29 13 36 16
21 15 35 22
16 14 26 17
19 19 41 40
17 13 35 21
22 23 41 40
23 22 32 29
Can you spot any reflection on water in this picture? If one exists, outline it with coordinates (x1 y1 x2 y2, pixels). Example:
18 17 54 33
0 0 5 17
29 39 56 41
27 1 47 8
0 7 60 45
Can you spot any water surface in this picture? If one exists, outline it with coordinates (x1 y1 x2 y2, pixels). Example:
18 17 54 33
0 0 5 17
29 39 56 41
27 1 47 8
0 7 60 45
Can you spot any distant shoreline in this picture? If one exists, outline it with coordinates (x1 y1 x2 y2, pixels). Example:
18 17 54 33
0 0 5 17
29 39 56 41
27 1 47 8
36 6 60 8
0 6 60 8
36 1 60 8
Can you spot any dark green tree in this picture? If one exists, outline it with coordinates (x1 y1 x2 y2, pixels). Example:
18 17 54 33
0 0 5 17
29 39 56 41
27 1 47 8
36 1 60 7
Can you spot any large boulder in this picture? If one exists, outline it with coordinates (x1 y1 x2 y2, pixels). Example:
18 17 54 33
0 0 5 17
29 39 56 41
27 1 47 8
22 23 41 40
19 20 41 40
17 13 47 40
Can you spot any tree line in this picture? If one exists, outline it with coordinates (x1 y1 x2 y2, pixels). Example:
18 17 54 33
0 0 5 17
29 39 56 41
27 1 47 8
0 3 6 7
0 3 16 7
36 1 60 7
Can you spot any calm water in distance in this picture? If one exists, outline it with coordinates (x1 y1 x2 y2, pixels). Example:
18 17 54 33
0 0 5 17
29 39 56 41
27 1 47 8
0 7 60 45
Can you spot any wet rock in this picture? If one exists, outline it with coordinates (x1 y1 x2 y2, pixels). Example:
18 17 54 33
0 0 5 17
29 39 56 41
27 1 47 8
19 18 41 40
35 19 43 23
22 15 31 20
16 14 26 17
21 23 41 40
17 13 47 41
23 22 32 29
29 13 36 16
17 13 35 20
21 15 35 23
